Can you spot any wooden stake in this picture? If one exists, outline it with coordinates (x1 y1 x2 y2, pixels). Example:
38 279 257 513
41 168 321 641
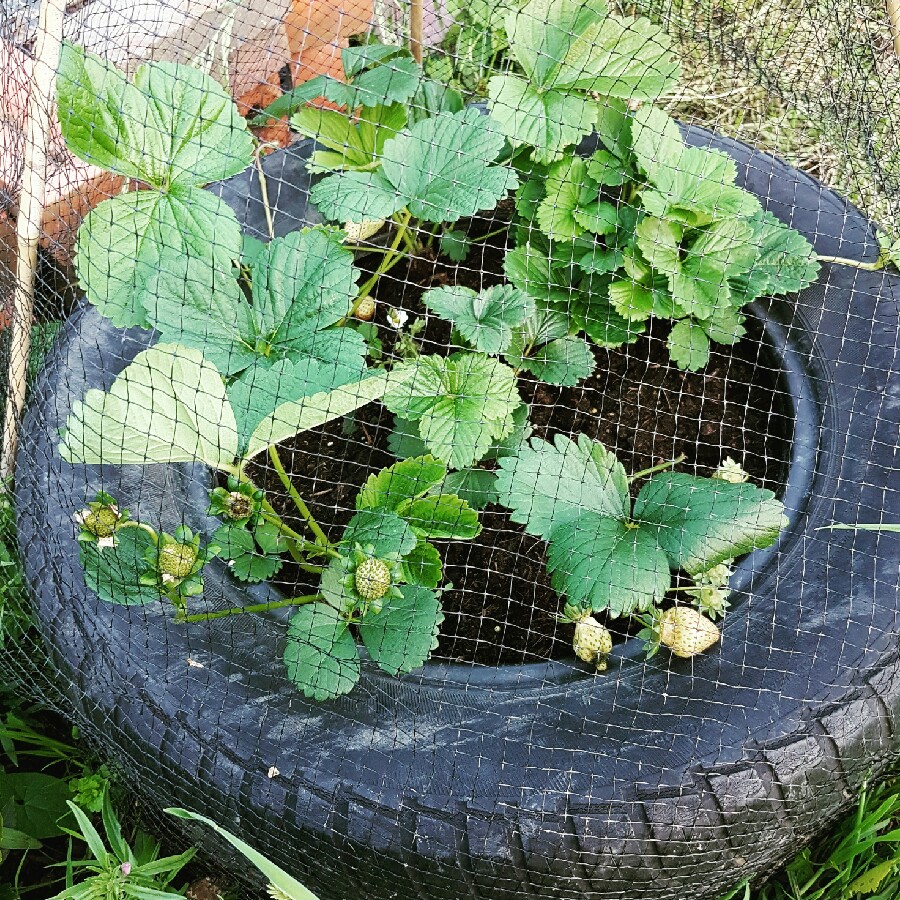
1 0 66 481
889 0 900 58
409 0 424 65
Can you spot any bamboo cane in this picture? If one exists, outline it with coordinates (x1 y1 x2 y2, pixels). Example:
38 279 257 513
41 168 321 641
409 0 424 65
1 0 66 481
889 0 900 58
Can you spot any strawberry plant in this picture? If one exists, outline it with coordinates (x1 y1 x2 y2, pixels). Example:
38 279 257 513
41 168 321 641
52 0 833 700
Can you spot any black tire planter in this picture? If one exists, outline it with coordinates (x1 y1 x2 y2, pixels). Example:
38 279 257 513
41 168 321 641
14 128 900 900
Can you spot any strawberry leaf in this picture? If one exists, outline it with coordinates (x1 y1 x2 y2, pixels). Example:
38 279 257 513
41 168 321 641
633 472 787 575
358 585 443 676
547 514 671 616
80 528 159 605
384 353 521 469
357 457 448 512
667 320 711 371
396 495 482 540
401 540 443 588
496 434 630 539
284 604 360 701
422 284 534 355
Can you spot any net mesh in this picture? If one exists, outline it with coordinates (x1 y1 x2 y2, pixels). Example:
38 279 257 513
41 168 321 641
0 0 899 897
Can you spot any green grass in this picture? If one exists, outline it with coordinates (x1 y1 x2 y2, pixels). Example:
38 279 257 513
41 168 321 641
719 777 900 899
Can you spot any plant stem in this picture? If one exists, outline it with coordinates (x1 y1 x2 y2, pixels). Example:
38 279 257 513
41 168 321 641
467 225 510 244
352 209 414 309
117 520 160 546
267 445 330 546
629 454 687 482
255 149 276 240
815 254 884 271
175 593 321 624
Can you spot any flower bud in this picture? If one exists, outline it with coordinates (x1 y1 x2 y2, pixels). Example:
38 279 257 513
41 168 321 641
712 457 750 484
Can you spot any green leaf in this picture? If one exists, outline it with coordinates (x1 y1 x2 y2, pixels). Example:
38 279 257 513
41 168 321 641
396 495 481 540
586 148 629 186
547 514 671 616
212 524 282 583
608 279 679 322
848 859 899 895
505 0 677 96
537 158 599 242
342 56 422 109
496 434 630 539
515 335 596 386
387 417 428 460
667 320 711 371
81 528 159 605
571 276 645 347
358 585 443 675
75 189 241 329
579 243 625 275
686 217 758 276
382 107 518 223
635 215 683 277
245 367 412 460
284 603 359 701
422 284 534 354
56 43 140 175
504 243 576 306
383 353 521 469
440 229 471 262
250 228 359 345
401 540 443 588
228 356 366 452
312 108 517 225
439 469 500 510
357 457 448 513
166 809 320 900
0 774 72 841
342 510 418 558
0 827 41 851
732 210 820 300
310 169 405 223
60 344 238 469
343 42 409 78
144 256 257 377
486 75 597 164
130 61 255 187
633 472 787 575
58 44 253 187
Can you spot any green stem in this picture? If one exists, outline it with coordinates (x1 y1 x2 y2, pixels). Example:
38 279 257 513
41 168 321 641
629 454 687 482
175 594 321 624
467 225 509 244
117 520 159 546
267 445 330 546
352 209 414 309
255 150 276 240
816 254 884 270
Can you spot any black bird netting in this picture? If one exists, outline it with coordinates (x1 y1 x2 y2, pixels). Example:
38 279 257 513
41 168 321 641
1 0 899 897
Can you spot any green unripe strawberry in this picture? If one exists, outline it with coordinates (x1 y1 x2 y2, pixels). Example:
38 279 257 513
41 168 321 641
354 558 392 601
354 297 377 321
224 491 254 521
158 543 199 579
658 607 720 658
573 616 613 671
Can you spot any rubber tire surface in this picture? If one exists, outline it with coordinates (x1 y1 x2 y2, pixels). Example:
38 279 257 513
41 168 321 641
15 130 900 899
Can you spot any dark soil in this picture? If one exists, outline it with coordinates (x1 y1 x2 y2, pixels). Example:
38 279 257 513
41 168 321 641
248 218 793 666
